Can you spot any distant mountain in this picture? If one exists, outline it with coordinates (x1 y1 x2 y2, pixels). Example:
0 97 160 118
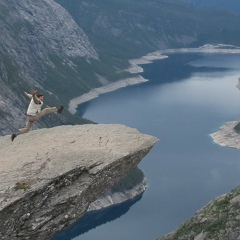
56 0 240 59
186 0 240 14
1 0 240 135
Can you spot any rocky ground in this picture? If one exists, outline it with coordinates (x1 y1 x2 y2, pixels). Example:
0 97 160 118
0 124 158 240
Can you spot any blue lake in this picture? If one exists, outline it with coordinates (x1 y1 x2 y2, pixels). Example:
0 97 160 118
53 52 240 240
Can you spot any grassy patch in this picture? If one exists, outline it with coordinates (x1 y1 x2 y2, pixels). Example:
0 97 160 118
15 182 30 191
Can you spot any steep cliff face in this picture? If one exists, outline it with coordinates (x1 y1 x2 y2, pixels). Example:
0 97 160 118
0 0 98 135
0 0 98 67
88 167 148 211
0 124 158 240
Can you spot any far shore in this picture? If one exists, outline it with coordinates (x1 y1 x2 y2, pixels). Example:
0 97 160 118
210 121 240 149
68 44 240 115
68 76 148 114
68 52 168 114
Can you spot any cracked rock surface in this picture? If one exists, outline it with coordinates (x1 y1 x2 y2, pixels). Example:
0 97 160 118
0 124 158 240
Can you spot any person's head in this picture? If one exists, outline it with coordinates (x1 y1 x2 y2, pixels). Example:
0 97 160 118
37 94 44 101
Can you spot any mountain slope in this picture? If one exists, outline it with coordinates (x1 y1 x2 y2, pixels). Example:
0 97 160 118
56 0 240 59
0 0 100 135
1 0 240 135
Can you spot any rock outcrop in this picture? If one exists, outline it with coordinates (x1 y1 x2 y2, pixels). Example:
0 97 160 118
0 124 158 240
158 187 240 240
210 121 240 149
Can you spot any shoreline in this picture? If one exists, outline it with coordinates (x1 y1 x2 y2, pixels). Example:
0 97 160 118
68 76 148 114
68 44 240 115
68 51 168 114
210 121 240 149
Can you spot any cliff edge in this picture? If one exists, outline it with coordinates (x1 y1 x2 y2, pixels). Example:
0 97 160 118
0 124 158 240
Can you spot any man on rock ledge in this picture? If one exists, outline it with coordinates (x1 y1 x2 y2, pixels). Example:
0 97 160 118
11 90 64 141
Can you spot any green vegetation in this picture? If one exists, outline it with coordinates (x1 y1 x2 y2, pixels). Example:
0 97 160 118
159 187 240 240
15 182 30 191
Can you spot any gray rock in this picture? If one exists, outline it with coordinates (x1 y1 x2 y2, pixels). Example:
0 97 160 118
210 121 240 149
88 168 148 211
0 124 158 240
194 231 208 240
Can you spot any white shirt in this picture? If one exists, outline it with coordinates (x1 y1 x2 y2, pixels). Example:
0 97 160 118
27 98 43 116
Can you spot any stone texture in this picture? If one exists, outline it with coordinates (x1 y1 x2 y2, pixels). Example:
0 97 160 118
0 124 158 240
88 168 148 211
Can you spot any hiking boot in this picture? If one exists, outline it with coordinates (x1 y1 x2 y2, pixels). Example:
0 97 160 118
11 133 17 142
58 105 64 113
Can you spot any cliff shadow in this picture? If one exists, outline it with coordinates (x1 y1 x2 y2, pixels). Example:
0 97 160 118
51 194 143 240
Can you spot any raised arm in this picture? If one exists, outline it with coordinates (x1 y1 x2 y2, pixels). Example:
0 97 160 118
24 91 32 99
31 90 41 104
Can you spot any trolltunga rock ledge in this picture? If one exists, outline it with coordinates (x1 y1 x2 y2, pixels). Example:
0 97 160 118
0 124 158 240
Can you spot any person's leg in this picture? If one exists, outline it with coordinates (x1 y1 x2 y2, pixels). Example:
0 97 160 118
18 116 36 134
11 116 35 141
35 106 63 120
36 107 58 119
11 106 63 141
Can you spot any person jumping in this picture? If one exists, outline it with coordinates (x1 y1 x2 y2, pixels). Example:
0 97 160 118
11 90 64 141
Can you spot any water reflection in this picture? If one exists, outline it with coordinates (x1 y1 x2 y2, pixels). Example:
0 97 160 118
52 194 142 240
140 53 231 86
77 53 234 118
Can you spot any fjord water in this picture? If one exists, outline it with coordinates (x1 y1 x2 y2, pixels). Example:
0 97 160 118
54 53 240 240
